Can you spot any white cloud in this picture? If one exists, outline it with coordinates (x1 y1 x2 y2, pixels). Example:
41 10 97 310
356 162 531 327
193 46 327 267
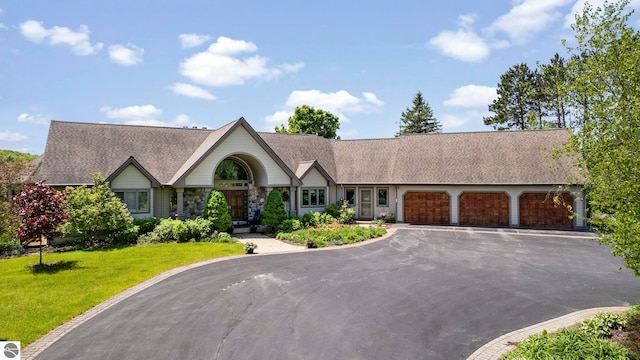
443 85 497 108
179 36 303 87
170 83 216 101
428 29 490 62
178 33 212 48
207 36 257 55
108 43 144 66
440 110 490 130
19 20 103 55
174 114 192 125
488 0 573 44
99 105 201 127
0 130 27 142
17 113 48 125
265 89 385 126
100 105 162 123
0 24 7 30
0 8 4 13
457 13 477 30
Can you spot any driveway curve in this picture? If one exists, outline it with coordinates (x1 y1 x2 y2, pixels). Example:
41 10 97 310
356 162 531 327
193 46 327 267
32 228 640 360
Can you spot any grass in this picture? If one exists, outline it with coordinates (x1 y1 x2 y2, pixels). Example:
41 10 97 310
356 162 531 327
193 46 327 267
0 242 244 346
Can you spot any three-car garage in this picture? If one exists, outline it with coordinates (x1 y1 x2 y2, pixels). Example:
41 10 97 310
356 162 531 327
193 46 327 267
403 191 575 229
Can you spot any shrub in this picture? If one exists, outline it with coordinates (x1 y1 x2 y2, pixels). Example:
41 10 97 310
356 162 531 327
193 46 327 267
185 218 212 240
262 190 287 229
0 231 21 256
337 200 355 224
207 231 235 243
302 211 337 227
280 219 302 233
60 173 136 246
580 312 626 339
323 203 340 218
133 217 157 235
276 225 386 247
202 190 232 231
502 328 630 359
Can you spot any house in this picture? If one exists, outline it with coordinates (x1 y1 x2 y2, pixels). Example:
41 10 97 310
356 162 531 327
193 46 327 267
29 117 586 229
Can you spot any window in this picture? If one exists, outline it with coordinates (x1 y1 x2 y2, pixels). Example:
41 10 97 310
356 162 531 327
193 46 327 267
345 188 355 205
302 188 326 207
115 191 149 213
378 188 388 206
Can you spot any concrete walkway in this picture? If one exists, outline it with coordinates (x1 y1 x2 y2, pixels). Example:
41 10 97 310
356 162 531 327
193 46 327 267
234 232 307 253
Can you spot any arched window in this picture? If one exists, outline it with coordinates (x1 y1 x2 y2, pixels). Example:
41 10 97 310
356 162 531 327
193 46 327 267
214 159 251 188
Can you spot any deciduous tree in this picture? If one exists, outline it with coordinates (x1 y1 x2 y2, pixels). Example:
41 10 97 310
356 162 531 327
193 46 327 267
12 180 69 265
60 173 137 245
566 0 640 275
275 105 340 139
396 92 441 136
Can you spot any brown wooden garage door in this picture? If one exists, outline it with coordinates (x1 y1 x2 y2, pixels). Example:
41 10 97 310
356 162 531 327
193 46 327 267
459 192 509 226
519 192 573 229
404 192 450 224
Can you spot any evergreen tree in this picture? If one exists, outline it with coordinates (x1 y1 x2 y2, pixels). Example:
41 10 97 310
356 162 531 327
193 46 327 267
484 63 539 130
538 53 570 128
202 190 232 232
262 190 287 230
396 92 441 136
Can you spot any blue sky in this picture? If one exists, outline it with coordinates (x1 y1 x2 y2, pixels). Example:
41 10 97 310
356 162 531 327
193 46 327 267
1 0 639 154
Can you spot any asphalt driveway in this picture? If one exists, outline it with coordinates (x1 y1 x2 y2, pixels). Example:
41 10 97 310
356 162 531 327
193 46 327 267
33 227 640 360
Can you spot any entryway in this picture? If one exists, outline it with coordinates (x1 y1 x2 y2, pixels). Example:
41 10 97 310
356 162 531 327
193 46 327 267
219 190 248 222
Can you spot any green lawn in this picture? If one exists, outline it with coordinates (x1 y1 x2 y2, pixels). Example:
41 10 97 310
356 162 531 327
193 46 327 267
0 242 244 346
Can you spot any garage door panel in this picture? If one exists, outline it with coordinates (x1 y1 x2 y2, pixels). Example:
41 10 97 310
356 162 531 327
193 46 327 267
459 192 509 226
519 192 573 229
404 192 450 225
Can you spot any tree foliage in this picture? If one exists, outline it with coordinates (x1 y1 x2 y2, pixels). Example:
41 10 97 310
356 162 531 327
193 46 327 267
202 190 232 231
275 105 341 139
397 92 441 136
484 63 539 130
12 180 69 265
60 173 137 245
0 158 27 236
566 0 640 275
262 189 287 229
485 56 573 130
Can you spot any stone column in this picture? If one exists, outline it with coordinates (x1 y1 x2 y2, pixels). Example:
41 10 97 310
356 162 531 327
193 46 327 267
176 188 184 218
448 189 463 225
506 189 523 227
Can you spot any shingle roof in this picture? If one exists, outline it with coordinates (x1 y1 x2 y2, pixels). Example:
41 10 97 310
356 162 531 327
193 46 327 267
331 129 580 184
37 120 213 185
33 120 580 186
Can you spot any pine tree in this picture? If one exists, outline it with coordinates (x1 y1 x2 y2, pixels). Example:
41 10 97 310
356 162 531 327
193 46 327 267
396 92 441 136
484 63 539 130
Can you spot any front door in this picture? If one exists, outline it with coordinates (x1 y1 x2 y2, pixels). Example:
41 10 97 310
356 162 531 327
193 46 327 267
219 190 248 221
360 189 373 219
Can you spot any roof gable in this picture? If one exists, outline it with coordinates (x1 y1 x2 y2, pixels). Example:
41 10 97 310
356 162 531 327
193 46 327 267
170 118 302 186
106 156 160 187
296 160 336 185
